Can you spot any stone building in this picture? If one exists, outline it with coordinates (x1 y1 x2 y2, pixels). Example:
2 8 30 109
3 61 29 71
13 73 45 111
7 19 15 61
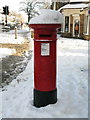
58 0 90 40
51 1 69 10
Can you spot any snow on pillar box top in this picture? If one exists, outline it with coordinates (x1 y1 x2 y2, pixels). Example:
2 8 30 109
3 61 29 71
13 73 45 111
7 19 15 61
29 9 64 40
29 9 64 25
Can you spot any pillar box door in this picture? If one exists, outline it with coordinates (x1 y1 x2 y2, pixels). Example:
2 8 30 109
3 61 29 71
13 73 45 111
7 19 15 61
29 24 61 107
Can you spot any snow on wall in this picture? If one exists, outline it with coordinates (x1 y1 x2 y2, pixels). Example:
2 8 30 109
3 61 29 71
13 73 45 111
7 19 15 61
29 9 64 24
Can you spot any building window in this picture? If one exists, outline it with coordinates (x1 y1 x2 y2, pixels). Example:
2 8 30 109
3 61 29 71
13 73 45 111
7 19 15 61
65 16 69 32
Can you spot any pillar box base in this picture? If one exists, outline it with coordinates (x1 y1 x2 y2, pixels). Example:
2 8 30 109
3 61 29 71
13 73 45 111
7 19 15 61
34 88 57 107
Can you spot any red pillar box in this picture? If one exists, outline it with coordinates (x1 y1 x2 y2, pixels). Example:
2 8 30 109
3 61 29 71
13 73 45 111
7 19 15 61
29 9 63 107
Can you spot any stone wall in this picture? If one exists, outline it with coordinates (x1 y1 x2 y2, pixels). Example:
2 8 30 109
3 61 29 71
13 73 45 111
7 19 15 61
51 2 68 10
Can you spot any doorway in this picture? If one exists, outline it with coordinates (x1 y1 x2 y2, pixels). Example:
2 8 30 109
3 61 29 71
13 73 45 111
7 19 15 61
74 20 79 37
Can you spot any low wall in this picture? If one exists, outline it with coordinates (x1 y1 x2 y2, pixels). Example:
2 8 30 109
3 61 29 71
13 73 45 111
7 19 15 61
61 32 90 40
61 32 72 38
83 34 90 40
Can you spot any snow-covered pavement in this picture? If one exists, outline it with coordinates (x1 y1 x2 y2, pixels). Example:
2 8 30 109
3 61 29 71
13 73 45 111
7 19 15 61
0 28 31 59
0 29 30 45
0 37 88 118
0 33 25 44
0 48 16 59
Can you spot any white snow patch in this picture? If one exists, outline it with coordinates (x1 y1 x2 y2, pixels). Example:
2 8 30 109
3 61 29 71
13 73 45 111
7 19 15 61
9 28 30 34
0 33 25 44
1 37 88 118
0 91 2 119
0 48 16 58
29 9 64 24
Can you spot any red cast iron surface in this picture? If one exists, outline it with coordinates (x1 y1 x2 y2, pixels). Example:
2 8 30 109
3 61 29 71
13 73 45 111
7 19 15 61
29 24 61 91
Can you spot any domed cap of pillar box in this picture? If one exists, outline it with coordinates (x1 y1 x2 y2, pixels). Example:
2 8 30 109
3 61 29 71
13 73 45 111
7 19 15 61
29 9 64 24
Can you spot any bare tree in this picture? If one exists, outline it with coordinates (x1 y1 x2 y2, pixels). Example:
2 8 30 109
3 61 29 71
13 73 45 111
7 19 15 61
19 0 45 23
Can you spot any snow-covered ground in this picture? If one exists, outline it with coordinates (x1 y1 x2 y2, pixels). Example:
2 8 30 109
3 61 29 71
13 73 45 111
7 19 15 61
0 28 31 59
0 48 16 59
0 29 30 44
0 37 88 118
